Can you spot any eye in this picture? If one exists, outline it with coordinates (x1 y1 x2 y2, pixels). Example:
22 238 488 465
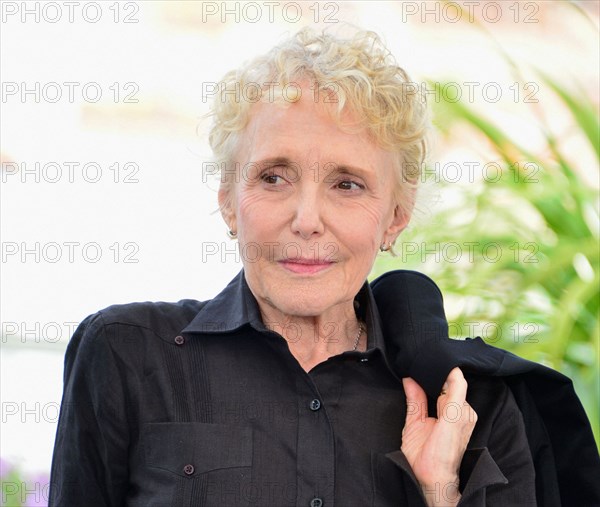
260 170 288 187
261 174 283 184
336 179 364 191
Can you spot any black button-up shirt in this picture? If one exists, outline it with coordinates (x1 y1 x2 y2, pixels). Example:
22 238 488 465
49 270 535 506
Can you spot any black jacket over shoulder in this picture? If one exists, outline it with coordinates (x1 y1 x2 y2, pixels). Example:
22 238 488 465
371 269 600 507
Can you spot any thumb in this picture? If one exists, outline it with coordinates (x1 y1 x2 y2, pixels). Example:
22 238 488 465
403 377 428 423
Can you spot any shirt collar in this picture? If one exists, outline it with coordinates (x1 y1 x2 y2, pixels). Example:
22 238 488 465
181 269 389 357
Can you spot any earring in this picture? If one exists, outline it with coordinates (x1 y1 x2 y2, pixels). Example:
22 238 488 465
380 242 389 252
227 229 237 239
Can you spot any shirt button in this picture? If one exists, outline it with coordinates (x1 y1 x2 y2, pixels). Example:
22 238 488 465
310 498 323 507
174 335 185 345
183 464 195 475
309 399 321 411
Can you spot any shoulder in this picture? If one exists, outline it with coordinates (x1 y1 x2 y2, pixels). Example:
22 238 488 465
96 298 205 329
67 299 208 354
62 298 209 381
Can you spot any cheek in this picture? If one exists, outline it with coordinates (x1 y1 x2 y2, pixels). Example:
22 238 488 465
337 201 390 244
235 189 281 241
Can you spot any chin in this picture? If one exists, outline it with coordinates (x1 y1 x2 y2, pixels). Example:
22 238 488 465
270 296 329 317
249 267 354 317
267 287 338 317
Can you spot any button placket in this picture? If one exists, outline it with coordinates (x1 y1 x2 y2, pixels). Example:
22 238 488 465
296 377 333 507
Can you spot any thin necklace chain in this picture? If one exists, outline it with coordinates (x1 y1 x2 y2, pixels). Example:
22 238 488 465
352 323 364 351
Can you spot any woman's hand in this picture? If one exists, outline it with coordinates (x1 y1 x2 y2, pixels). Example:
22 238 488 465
401 367 477 507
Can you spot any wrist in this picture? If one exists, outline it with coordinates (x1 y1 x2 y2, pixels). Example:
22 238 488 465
420 477 460 507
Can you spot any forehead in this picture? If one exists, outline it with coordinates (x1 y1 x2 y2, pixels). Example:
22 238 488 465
235 87 393 171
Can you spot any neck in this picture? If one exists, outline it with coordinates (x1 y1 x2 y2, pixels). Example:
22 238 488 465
258 301 365 372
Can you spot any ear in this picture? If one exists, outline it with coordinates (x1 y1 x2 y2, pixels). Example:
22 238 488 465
218 185 237 233
384 204 411 244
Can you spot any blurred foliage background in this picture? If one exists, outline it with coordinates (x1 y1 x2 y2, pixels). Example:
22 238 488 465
373 16 599 445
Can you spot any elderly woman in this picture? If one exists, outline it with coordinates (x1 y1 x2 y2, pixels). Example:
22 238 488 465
49 28 597 507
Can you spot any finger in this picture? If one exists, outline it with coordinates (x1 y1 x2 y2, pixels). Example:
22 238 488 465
403 377 428 423
437 368 464 419
437 367 478 429
444 367 468 403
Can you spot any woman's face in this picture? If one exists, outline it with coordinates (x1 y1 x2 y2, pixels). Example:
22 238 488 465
220 87 409 318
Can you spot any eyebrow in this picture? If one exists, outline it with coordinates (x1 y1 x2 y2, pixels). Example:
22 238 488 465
251 157 371 177
251 157 296 169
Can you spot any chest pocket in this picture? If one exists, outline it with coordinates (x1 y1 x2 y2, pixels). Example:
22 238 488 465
143 422 253 507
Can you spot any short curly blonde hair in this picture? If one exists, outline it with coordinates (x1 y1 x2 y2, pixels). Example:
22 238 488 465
207 26 429 221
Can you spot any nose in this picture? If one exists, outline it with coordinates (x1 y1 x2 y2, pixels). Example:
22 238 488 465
290 187 325 240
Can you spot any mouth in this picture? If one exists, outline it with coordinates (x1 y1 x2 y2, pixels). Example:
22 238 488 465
278 257 335 275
